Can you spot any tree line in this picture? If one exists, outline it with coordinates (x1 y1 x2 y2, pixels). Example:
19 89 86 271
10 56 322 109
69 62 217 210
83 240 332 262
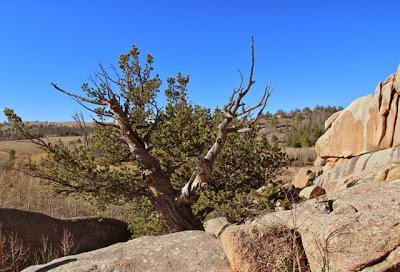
0 123 93 140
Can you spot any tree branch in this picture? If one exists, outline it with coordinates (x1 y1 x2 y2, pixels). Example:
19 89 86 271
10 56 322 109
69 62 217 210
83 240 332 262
51 83 108 106
177 35 271 206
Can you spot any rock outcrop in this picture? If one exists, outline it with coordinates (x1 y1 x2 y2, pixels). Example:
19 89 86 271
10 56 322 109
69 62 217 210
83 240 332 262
222 179 400 272
316 67 400 158
220 68 400 271
301 180 400 272
22 231 229 272
299 185 325 199
314 147 400 194
0 208 130 265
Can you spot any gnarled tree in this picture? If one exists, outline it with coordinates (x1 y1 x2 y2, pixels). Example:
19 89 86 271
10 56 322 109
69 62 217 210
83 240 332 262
5 38 282 232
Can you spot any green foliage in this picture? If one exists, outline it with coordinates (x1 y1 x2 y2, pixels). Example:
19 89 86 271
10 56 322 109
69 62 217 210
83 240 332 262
284 106 342 147
194 131 291 222
127 196 164 238
151 78 215 189
285 124 324 148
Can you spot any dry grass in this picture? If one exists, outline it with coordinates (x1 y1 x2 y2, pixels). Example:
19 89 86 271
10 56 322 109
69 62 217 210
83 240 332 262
0 137 82 159
0 164 128 221
0 230 30 272
0 166 93 218
285 147 317 167
0 227 79 272
221 224 309 272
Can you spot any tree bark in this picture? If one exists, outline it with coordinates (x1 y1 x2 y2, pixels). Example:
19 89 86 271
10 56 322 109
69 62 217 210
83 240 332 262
110 101 203 231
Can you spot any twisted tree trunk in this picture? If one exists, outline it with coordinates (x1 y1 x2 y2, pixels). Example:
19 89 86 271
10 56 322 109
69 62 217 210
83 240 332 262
48 37 270 232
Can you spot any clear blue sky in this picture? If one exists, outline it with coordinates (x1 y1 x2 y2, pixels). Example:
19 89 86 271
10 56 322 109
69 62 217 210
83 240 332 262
0 0 399 122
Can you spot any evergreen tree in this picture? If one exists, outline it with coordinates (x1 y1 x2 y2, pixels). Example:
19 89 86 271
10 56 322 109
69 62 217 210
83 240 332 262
5 39 290 233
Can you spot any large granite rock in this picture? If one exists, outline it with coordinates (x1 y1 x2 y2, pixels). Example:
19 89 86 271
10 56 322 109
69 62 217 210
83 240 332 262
23 231 229 272
221 221 308 272
299 185 326 199
222 179 400 271
300 180 400 272
0 208 130 267
316 67 400 158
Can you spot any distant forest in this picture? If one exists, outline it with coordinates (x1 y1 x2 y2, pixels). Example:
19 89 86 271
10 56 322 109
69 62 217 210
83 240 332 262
260 105 343 147
0 122 94 140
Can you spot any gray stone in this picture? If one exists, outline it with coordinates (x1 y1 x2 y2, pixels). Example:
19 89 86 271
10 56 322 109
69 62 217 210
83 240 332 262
0 208 130 264
23 231 229 272
204 217 230 237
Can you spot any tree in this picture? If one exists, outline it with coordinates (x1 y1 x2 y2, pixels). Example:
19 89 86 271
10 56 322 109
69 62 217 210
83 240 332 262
5 38 282 232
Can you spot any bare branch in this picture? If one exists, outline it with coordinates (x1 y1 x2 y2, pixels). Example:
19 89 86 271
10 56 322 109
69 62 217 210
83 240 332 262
227 69 244 109
229 35 255 115
72 113 90 146
250 83 273 125
98 63 120 102
177 35 270 206
93 119 120 130
70 96 113 119
51 83 108 106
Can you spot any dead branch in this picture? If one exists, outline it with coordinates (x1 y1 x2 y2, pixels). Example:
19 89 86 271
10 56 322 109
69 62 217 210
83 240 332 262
177 36 272 206
51 83 108 106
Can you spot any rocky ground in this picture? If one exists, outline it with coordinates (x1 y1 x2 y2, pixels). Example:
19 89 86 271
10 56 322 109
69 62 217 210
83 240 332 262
23 231 229 272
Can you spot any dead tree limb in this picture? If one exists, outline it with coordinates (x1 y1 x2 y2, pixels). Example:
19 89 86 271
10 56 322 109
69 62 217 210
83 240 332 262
177 36 273 206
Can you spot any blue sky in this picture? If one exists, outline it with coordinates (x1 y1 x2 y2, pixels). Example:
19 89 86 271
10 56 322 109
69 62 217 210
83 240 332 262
0 0 399 122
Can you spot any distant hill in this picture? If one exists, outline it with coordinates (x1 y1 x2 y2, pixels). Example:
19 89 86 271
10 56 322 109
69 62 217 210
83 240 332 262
258 105 342 147
0 121 95 141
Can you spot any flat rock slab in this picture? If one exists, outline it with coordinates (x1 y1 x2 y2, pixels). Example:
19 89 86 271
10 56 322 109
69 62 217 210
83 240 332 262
23 231 229 272
314 147 400 194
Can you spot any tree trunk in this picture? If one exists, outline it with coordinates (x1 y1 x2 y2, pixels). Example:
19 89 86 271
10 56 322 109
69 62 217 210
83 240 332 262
141 167 204 232
151 188 204 232
114 109 203 231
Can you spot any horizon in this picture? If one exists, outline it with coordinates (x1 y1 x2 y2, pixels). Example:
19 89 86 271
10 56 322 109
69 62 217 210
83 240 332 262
0 1 399 122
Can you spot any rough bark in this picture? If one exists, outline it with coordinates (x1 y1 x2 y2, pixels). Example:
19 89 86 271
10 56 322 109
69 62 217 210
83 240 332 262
109 98 204 231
